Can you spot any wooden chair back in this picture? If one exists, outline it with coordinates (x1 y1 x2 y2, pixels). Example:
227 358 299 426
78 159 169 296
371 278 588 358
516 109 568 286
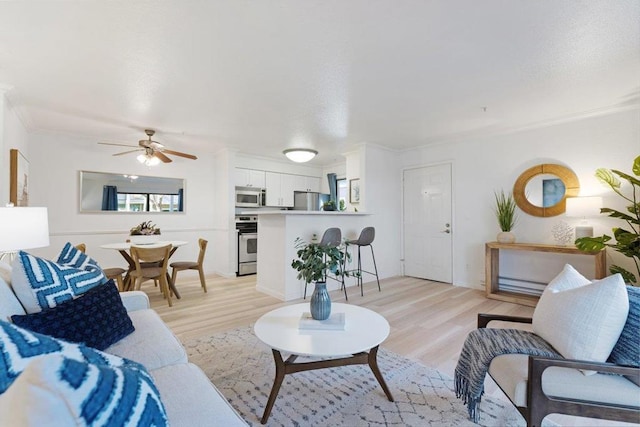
130 245 171 273
74 243 86 253
197 238 208 266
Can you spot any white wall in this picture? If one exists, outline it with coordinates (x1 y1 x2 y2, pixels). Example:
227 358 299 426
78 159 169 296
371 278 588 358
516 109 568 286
26 132 217 278
359 144 403 280
399 108 640 288
1 93 29 205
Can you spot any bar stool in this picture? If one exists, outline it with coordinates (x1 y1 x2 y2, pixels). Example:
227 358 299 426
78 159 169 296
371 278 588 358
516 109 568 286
304 227 348 300
344 226 380 296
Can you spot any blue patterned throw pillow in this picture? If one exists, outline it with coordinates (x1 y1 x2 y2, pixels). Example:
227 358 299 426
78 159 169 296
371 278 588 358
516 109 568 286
11 250 107 313
608 285 640 369
0 319 137 394
57 242 103 273
0 354 168 426
11 280 134 350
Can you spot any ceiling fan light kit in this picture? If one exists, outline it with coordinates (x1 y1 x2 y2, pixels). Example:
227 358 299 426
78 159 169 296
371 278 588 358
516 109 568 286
283 148 318 163
98 129 197 166
137 153 161 166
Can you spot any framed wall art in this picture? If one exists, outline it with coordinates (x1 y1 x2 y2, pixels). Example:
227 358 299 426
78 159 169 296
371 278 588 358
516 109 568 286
9 148 29 206
349 178 360 204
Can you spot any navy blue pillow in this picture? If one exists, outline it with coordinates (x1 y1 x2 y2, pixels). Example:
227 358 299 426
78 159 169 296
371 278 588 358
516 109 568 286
11 280 134 351
607 286 639 380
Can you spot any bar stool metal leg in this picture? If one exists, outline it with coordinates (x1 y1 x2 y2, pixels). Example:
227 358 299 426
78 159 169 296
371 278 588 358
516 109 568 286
369 244 381 292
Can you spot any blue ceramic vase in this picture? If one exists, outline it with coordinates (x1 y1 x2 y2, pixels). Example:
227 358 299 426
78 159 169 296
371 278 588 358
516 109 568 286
310 282 331 320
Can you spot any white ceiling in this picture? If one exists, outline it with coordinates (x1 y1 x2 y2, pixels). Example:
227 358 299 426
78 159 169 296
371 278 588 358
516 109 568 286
0 1 638 165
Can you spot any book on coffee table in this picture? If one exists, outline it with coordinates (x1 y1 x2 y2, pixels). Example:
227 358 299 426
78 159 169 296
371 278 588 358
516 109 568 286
298 312 345 330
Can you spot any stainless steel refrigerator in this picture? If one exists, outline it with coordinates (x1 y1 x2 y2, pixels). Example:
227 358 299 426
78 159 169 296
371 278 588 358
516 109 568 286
293 191 330 211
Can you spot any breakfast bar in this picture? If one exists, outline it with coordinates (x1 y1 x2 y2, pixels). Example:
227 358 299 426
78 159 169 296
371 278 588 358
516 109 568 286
254 211 371 301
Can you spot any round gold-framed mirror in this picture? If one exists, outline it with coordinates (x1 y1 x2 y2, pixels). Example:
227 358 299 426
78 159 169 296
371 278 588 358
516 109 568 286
512 164 579 217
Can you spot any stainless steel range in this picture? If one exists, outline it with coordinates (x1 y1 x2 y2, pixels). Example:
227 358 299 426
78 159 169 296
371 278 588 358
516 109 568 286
236 215 257 276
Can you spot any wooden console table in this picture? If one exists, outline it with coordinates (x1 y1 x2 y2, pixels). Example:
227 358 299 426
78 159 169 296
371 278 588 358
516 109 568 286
485 242 606 307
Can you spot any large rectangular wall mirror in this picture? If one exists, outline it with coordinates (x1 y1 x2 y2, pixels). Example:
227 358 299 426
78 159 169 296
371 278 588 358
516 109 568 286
80 171 185 213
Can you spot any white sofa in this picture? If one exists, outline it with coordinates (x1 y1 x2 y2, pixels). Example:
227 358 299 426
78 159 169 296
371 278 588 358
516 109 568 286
0 269 247 426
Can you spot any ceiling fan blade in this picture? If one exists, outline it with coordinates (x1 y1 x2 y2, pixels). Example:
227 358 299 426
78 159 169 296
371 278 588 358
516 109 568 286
99 142 139 148
162 149 198 160
154 151 172 163
113 149 143 156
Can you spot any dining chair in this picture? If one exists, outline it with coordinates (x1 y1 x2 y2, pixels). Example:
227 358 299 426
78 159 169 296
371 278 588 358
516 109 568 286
130 244 174 306
74 243 125 291
170 238 208 293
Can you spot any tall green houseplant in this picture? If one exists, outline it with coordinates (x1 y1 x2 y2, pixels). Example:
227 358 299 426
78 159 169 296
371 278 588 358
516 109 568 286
575 155 640 285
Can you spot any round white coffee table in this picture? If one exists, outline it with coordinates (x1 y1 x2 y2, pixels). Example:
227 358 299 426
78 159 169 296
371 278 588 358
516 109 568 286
254 302 394 424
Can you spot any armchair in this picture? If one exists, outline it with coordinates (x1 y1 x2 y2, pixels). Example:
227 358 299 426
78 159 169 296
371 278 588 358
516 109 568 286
478 313 640 427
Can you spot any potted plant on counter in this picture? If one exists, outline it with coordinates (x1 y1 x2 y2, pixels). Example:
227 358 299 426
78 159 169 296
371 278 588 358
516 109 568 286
291 237 348 320
494 190 518 243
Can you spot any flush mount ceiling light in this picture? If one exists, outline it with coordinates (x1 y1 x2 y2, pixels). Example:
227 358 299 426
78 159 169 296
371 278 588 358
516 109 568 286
283 148 318 163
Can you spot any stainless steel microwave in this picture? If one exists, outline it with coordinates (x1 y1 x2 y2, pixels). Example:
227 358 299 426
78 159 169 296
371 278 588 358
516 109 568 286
235 187 265 207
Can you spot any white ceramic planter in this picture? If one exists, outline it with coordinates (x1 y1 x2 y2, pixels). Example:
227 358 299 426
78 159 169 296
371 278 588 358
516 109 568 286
497 231 516 244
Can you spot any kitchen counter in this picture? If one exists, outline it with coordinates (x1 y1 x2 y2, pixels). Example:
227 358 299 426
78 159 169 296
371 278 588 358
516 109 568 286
244 210 368 215
256 211 371 301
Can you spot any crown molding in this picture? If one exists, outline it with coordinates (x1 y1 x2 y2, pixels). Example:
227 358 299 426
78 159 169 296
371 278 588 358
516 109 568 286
401 101 640 152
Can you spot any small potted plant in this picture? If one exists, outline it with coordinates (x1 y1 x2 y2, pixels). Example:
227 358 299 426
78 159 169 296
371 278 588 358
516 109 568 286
291 237 348 320
494 190 518 243
322 200 337 211
129 221 161 244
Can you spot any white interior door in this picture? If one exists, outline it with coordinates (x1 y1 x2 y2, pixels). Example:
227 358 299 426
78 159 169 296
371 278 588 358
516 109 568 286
403 164 452 283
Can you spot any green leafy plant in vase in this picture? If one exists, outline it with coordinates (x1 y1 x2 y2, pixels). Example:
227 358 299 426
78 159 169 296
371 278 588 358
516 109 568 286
494 190 518 243
291 238 351 320
575 155 639 285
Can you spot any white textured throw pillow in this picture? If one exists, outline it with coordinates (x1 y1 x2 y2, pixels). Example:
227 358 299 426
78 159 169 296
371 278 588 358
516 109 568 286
533 264 590 334
533 271 629 370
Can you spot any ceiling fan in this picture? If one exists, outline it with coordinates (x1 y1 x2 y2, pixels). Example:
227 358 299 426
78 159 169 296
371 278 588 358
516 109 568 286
98 129 198 164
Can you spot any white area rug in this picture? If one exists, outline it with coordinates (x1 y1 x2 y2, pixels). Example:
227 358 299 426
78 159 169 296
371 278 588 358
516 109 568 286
184 326 537 427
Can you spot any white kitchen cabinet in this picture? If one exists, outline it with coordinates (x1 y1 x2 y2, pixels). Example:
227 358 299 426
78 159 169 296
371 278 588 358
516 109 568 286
235 168 265 188
292 175 321 193
305 176 321 192
265 172 295 207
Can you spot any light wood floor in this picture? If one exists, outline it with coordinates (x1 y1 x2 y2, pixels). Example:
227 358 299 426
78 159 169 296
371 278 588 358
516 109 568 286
149 273 534 376
149 274 633 426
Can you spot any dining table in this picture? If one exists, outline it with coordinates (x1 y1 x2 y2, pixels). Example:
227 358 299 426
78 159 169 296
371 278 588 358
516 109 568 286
100 240 188 296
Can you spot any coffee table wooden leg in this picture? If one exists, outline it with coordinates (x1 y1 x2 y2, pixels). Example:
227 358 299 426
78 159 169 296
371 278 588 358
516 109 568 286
261 349 286 424
368 345 394 402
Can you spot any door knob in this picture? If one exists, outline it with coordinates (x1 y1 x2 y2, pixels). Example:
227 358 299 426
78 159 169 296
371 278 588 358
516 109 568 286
441 229 451 233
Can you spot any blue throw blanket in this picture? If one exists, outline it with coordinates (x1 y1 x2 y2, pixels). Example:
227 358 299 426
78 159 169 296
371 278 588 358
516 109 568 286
454 328 561 422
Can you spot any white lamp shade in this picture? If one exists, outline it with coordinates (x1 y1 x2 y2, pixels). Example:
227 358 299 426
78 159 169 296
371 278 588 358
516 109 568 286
0 207 50 252
283 149 318 163
565 196 602 218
